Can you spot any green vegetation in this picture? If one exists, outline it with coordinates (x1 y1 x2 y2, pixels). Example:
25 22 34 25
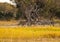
0 0 60 25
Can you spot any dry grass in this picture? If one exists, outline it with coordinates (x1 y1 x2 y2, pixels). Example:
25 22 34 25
0 20 18 26
0 20 60 42
0 26 60 42
0 26 60 38
0 38 60 42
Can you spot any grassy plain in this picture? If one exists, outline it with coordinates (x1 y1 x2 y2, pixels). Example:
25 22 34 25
0 26 60 38
0 26 60 42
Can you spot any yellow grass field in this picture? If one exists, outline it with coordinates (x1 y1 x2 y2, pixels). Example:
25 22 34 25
0 26 60 38
0 26 60 42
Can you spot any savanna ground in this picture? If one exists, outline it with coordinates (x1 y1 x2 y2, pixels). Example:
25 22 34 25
0 20 60 42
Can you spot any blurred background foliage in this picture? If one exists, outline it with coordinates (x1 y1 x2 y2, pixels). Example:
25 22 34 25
0 0 60 25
